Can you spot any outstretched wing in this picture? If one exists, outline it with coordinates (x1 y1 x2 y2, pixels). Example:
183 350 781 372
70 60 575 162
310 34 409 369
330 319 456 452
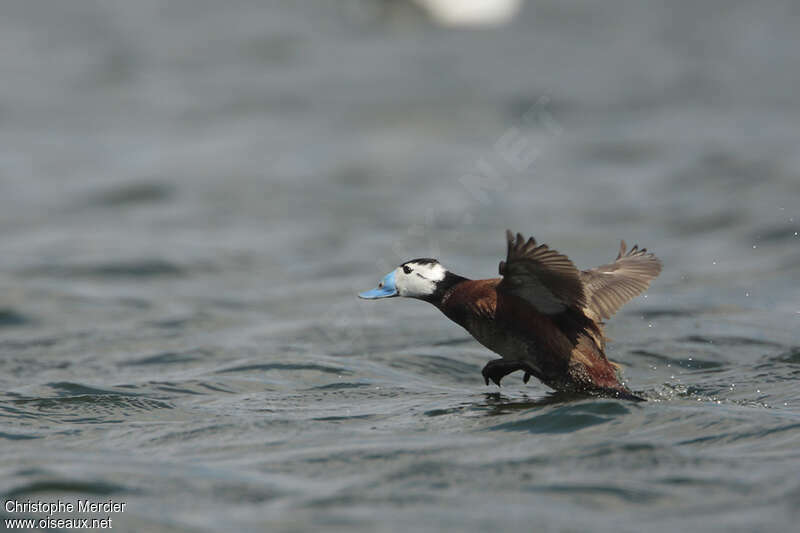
497 230 586 314
580 240 662 321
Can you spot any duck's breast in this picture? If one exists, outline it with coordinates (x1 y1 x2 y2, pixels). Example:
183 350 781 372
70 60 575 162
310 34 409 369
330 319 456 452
464 314 536 362
440 279 542 362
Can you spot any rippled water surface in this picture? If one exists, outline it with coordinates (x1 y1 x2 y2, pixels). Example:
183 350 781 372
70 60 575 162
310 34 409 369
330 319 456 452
2 1 799 531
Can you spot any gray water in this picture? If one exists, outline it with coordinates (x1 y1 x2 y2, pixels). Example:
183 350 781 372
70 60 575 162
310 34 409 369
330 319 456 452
1 1 799 531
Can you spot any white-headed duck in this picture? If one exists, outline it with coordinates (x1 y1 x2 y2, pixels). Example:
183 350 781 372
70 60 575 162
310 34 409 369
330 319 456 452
359 230 662 400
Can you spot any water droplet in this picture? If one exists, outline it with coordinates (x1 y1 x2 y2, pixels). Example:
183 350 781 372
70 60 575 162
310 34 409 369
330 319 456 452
752 245 757 249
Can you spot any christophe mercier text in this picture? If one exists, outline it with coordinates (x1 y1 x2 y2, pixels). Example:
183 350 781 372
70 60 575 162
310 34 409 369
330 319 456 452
5 499 126 529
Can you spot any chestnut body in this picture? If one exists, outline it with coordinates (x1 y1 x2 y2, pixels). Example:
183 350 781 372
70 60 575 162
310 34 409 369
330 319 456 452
360 231 662 399
438 279 629 396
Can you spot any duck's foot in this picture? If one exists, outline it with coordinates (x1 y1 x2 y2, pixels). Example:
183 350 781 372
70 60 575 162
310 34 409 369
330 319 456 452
482 359 538 387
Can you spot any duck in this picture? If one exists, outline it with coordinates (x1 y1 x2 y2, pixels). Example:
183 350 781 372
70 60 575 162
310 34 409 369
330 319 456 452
359 230 662 400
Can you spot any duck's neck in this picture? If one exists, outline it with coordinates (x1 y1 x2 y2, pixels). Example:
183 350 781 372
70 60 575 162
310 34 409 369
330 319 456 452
420 272 469 305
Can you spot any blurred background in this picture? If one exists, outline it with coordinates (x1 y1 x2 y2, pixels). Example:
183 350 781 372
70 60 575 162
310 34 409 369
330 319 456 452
1 1 799 532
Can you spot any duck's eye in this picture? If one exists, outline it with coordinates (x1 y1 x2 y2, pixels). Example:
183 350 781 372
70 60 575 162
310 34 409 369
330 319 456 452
402 265 412 274
378 281 384 288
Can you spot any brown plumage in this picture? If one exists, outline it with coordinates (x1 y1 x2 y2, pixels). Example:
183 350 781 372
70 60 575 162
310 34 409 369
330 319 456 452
360 230 662 400
439 231 661 399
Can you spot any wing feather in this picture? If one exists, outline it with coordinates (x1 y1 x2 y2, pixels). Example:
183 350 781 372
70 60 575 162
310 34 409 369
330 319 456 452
497 230 586 314
581 240 662 320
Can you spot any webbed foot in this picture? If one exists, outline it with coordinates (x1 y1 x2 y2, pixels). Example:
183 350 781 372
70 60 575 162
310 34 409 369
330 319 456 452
482 359 532 387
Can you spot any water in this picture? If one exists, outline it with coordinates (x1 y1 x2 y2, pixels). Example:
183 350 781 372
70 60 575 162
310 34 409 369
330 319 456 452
1 1 799 531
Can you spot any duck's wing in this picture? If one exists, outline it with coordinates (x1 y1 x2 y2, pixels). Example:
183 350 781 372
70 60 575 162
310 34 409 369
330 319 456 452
580 240 662 321
497 230 586 314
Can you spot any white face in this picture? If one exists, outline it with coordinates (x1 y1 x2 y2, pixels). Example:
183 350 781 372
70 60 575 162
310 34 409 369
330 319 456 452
395 260 447 298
